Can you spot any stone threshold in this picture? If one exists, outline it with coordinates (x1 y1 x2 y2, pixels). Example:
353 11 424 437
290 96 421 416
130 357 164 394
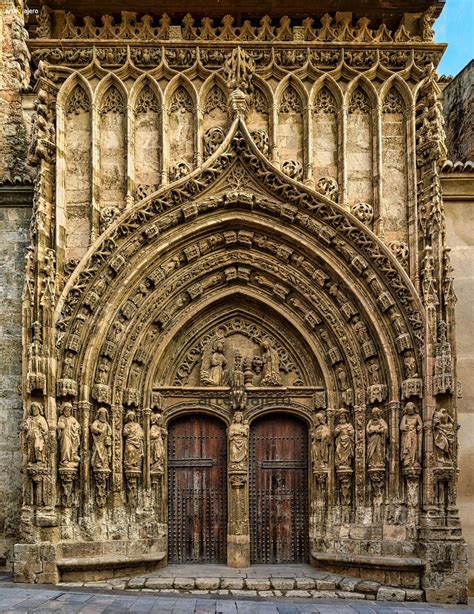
60 564 424 602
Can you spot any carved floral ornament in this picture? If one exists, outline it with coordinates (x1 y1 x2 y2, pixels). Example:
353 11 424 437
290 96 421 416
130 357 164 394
34 7 438 44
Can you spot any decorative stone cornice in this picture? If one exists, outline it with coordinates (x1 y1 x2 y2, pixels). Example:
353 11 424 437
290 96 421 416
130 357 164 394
32 7 439 44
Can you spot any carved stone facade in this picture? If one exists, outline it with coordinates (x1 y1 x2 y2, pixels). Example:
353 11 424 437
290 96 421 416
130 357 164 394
0 0 469 604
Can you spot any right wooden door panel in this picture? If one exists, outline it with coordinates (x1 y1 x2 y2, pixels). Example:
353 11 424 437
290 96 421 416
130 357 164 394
250 413 309 564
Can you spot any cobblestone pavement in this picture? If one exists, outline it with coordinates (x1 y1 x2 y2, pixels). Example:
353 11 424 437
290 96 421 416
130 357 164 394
0 584 473 613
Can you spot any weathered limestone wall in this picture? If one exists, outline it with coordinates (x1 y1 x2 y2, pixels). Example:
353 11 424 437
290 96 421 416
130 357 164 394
0 202 31 566
443 173 474 590
443 61 474 163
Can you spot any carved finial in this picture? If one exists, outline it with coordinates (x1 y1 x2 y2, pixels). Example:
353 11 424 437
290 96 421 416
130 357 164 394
224 46 255 91
224 47 255 119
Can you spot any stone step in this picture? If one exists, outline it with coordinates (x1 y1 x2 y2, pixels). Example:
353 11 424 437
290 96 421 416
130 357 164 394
66 570 424 602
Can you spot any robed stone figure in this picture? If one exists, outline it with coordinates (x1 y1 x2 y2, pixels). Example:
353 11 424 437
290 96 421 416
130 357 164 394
23 402 48 465
228 412 249 471
123 410 144 471
334 409 354 470
57 402 81 468
400 402 423 469
90 407 112 472
366 407 388 469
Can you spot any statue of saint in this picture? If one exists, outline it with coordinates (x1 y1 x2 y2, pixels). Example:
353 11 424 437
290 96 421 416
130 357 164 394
123 410 144 471
366 407 388 469
90 407 112 472
400 402 423 469
57 402 81 468
23 402 49 465
150 413 166 473
311 411 330 468
201 339 228 385
260 339 282 386
228 412 249 470
433 407 455 465
334 409 354 470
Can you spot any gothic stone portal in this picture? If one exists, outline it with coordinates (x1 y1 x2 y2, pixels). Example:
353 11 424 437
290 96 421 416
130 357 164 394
16 9 468 602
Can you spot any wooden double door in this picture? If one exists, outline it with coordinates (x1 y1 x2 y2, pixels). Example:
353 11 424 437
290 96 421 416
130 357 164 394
168 412 309 565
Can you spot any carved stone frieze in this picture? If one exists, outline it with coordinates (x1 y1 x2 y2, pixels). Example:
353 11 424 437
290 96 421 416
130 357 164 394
33 9 438 44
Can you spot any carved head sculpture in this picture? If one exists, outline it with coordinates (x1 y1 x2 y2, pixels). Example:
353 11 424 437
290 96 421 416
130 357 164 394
151 412 163 426
261 339 271 351
404 401 417 416
125 410 136 423
436 407 450 424
315 411 326 426
252 356 263 373
337 407 349 423
30 401 43 416
233 411 244 424
61 402 73 417
97 407 109 422
371 406 383 420
213 338 225 353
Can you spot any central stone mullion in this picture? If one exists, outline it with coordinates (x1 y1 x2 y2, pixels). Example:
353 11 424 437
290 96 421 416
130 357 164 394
227 410 250 567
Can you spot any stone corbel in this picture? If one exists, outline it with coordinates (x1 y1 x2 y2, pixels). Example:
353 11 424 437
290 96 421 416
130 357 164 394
336 468 353 524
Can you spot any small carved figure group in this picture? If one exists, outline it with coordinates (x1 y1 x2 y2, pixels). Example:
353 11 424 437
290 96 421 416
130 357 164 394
200 337 282 387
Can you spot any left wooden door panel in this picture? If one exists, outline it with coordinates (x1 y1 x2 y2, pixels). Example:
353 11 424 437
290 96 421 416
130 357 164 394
168 414 227 563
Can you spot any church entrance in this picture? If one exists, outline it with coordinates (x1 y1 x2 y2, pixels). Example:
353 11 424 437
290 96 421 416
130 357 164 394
168 414 227 564
249 413 309 564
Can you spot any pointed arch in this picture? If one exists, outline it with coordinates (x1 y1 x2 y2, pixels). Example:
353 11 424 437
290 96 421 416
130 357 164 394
93 75 128 232
129 76 163 201
379 76 412 249
345 74 378 111
310 75 342 193
56 73 93 266
379 74 413 112
345 76 376 211
275 75 307 181
164 74 198 180
200 73 228 112
200 74 229 159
